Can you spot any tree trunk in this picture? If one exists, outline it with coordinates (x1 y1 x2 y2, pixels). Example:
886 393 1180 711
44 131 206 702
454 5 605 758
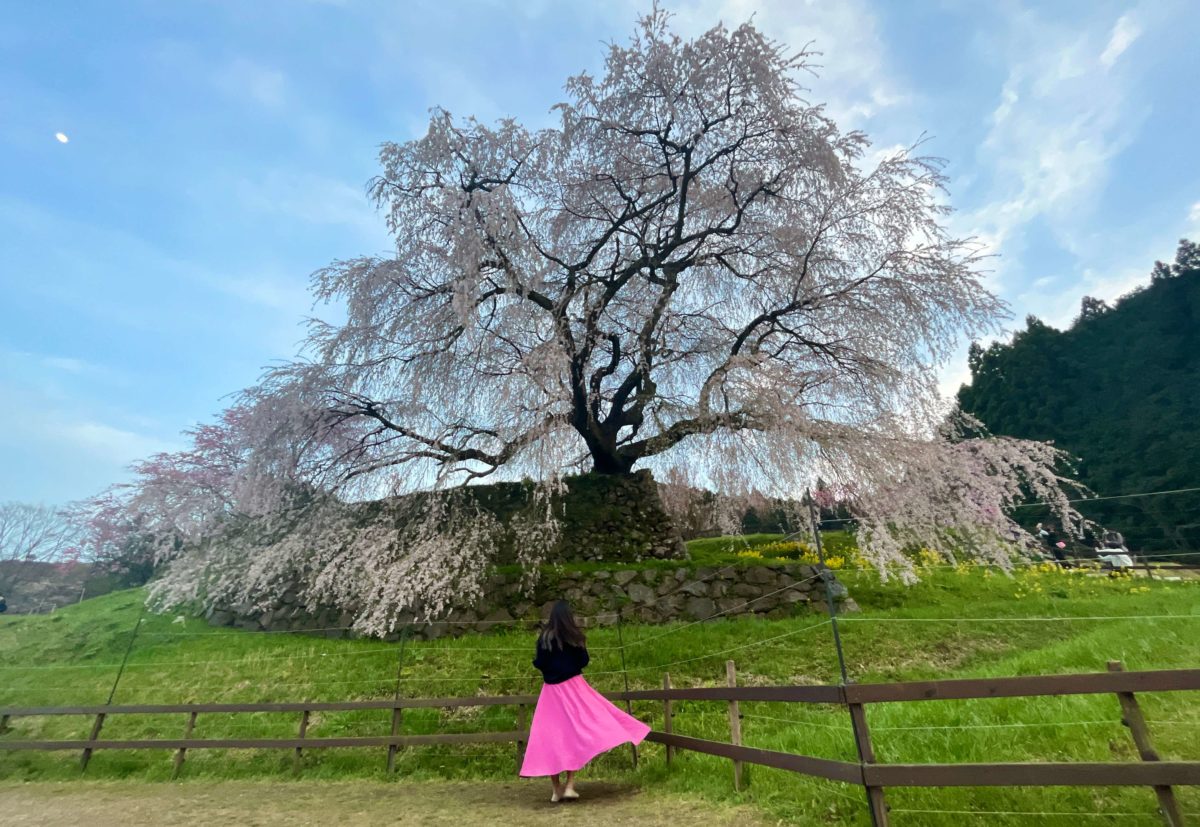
575 422 636 475
590 450 636 475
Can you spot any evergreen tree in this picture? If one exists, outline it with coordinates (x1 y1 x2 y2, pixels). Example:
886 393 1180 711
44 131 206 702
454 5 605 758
958 240 1200 558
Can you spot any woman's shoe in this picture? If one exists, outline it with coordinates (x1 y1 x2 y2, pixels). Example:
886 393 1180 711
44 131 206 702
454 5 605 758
562 788 579 801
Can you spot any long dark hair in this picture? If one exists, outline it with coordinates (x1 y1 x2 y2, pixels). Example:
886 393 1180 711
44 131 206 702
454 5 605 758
539 600 586 650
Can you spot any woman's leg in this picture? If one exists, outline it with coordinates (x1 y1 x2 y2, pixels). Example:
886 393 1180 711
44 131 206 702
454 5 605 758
549 773 564 801
563 770 579 798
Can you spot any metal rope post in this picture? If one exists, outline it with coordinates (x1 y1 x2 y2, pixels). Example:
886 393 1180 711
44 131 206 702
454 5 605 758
807 495 849 685
807 493 886 826
616 610 638 769
106 601 146 705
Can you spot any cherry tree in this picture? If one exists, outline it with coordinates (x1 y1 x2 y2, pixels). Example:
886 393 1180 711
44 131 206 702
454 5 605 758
144 12 1083 632
71 405 267 577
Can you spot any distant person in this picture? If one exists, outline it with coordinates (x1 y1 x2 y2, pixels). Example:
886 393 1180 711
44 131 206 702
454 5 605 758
520 601 649 802
1035 523 1051 557
1097 531 1135 571
1039 523 1069 565
0 595 6 614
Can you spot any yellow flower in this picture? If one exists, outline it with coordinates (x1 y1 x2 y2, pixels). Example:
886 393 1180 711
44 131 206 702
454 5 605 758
916 548 942 568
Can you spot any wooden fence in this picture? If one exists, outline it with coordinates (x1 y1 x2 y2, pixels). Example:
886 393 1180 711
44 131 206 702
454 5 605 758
1 663 1197 826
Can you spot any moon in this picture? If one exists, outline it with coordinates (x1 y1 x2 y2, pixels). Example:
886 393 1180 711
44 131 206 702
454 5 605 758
55 132 69 143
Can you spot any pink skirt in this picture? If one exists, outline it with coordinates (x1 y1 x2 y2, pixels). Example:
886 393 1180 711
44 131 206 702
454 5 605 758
519 674 650 777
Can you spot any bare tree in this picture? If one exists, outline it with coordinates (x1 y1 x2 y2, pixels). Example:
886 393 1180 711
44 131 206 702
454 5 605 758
0 503 79 602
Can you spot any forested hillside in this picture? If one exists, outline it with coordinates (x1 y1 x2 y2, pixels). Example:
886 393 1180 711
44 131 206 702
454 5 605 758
958 240 1200 556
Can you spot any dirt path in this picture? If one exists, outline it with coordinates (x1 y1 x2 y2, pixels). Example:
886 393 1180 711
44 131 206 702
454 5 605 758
0 780 763 826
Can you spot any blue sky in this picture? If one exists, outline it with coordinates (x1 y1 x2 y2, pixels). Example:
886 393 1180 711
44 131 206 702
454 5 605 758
2 0 1198 505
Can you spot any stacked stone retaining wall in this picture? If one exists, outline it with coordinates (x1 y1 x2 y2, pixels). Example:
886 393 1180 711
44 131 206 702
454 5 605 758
207 562 854 640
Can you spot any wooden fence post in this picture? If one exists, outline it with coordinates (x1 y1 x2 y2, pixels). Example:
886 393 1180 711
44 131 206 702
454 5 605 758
293 709 310 775
726 660 744 791
663 673 674 768
1108 661 1185 827
80 712 106 772
171 711 197 780
386 706 403 774
616 612 638 770
1139 553 1156 581
847 701 890 827
515 702 529 774
387 625 409 773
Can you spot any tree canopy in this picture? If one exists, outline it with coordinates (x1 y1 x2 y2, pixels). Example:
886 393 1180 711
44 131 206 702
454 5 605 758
87 12 1084 632
288 14 1000 487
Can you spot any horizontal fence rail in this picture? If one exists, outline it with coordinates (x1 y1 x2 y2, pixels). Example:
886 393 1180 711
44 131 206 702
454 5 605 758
0 732 526 751
865 762 1200 788
621 684 844 704
0 695 541 717
645 731 863 784
2 666 1198 825
842 668 1200 704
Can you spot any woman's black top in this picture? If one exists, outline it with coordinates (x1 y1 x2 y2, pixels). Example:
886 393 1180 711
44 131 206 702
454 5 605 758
533 637 589 684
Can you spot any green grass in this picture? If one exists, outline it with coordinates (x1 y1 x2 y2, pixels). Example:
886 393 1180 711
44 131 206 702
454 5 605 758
1 536 1198 825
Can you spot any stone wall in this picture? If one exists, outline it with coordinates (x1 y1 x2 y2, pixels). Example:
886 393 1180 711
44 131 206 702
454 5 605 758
206 562 853 640
320 469 688 565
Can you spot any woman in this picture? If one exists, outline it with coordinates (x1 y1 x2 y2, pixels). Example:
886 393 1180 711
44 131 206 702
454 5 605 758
520 601 650 802
1039 523 1069 565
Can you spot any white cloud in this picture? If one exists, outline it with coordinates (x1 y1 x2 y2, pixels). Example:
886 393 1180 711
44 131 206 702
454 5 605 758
0 375 178 501
1006 196 1199 332
953 8 1149 294
1020 263 1148 330
937 357 973 401
149 42 290 112
209 273 311 316
227 171 386 242
664 0 908 132
1100 14 1142 67
0 349 131 393
215 57 288 109
0 193 311 321
867 143 910 168
57 421 175 465
40 356 88 373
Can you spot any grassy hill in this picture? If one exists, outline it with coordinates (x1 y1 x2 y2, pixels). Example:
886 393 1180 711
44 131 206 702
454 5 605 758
1 535 1198 825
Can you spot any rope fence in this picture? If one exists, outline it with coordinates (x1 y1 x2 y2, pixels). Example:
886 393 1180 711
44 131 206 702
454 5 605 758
3 662 1197 827
1 609 1195 691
